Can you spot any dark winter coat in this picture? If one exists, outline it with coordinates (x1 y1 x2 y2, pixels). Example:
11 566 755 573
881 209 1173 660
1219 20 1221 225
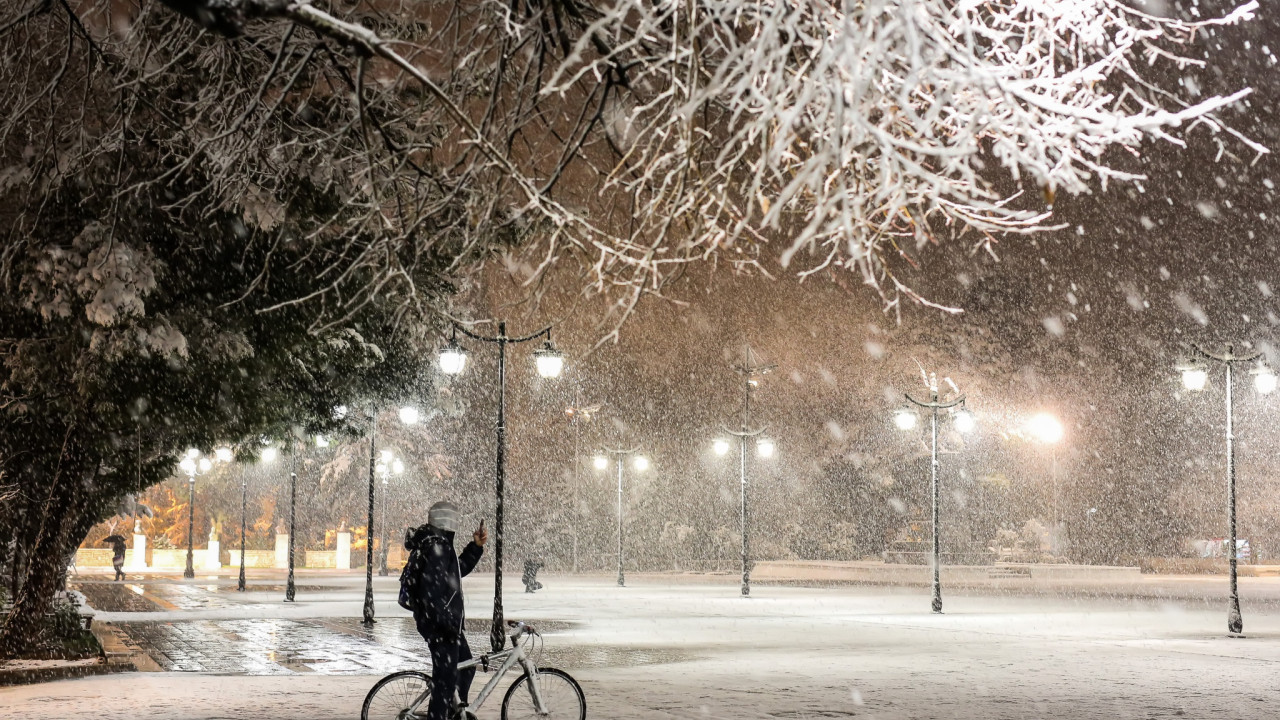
404 524 483 638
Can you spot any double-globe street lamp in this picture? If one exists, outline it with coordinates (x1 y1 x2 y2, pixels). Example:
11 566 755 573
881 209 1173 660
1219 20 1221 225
377 450 405 577
237 445 280 592
713 360 776 598
895 373 973 614
439 322 564 652
1179 343 1276 636
593 449 648 587
178 447 231 579
565 395 603 574
361 405 420 625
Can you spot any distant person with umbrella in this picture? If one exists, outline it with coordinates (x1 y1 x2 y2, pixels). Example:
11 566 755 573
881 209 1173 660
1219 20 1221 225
103 535 127 580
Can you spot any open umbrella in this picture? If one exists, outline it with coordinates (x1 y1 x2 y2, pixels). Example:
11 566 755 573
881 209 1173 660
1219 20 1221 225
102 535 126 545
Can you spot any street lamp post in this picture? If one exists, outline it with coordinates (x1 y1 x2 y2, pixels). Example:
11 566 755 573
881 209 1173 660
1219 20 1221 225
238 471 247 592
361 409 416 625
185 473 196 579
241 446 278 594
379 475 389 576
716 359 775 598
565 395 602 574
377 452 403 577
595 449 645 586
285 445 298 602
362 411 378 626
439 322 564 652
179 450 219 579
898 374 970 614
1181 343 1275 636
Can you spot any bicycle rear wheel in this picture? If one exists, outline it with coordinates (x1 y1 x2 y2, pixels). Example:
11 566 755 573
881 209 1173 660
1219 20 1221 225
362 670 433 720
501 667 585 720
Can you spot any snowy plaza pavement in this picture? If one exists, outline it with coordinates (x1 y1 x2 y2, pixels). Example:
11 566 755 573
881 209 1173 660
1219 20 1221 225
5 572 1280 719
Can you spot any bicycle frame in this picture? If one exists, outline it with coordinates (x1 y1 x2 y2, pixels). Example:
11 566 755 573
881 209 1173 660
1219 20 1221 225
403 634 548 717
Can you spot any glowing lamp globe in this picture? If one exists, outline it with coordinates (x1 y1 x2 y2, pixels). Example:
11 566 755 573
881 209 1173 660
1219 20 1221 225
633 456 650 472
398 406 420 425
1028 413 1064 444
593 456 609 470
1254 367 1277 395
1181 368 1208 392
713 439 731 456
534 342 565 379
757 438 776 459
953 410 976 433
198 458 213 473
261 447 279 463
439 343 468 375
215 447 234 463
894 410 918 431
179 458 197 475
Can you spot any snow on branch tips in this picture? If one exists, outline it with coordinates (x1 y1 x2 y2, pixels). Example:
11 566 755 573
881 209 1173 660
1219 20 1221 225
4 0 1265 325
542 0 1265 307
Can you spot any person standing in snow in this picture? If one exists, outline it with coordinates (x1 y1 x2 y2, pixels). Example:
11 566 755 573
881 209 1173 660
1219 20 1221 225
404 501 486 720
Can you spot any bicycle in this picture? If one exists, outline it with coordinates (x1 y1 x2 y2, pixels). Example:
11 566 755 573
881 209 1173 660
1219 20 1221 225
362 620 586 720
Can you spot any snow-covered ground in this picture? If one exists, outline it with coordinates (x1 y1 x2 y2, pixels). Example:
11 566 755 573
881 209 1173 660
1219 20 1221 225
5 574 1280 719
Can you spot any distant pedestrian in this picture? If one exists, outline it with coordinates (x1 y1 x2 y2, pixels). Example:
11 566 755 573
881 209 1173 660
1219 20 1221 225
522 559 543 593
403 502 486 720
103 535 127 581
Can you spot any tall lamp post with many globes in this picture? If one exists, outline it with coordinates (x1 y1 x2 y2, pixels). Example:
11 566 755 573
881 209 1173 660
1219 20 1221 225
594 449 648 587
1180 343 1276 636
439 322 564 652
896 373 973 614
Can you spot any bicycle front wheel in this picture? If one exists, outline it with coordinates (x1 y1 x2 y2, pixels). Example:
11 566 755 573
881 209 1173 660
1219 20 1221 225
362 670 433 720
501 667 586 720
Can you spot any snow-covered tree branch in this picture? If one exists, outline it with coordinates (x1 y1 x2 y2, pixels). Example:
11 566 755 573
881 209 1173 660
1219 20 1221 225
2 0 1262 329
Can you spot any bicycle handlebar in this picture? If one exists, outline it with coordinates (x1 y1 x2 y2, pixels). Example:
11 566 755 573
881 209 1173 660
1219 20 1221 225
505 620 537 636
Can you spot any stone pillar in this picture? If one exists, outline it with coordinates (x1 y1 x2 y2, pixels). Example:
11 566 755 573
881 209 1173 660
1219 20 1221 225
336 529 352 570
129 533 149 570
205 528 222 569
274 532 289 569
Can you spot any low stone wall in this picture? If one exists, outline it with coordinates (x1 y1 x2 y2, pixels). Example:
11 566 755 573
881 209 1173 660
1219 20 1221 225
1142 557 1280 576
305 550 336 568
220 549 275 568
753 560 1143 588
884 550 997 566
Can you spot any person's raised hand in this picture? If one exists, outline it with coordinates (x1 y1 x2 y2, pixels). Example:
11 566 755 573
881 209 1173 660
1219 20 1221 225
474 522 488 547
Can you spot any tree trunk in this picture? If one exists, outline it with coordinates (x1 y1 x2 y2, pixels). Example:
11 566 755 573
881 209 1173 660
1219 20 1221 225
0 436 94 658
